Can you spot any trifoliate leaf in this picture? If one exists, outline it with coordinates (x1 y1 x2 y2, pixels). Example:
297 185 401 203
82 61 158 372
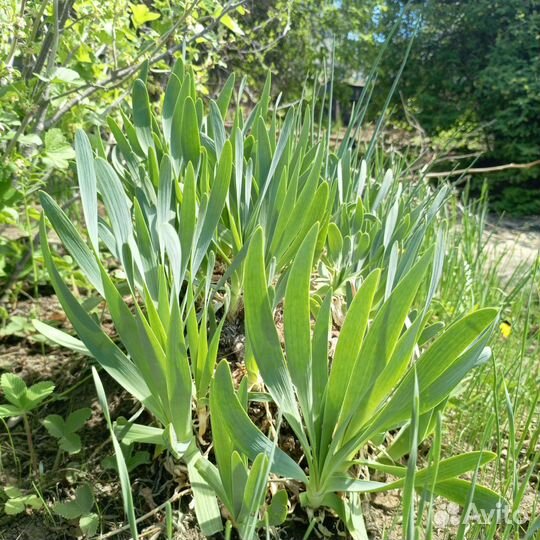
4 488 42 515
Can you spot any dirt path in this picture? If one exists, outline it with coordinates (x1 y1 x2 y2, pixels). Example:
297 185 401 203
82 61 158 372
485 216 540 281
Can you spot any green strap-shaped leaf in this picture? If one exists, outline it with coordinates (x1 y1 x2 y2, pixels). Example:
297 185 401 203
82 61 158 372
132 79 154 155
320 269 380 457
354 315 425 429
40 191 104 296
211 361 306 482
192 140 232 274
341 248 434 436
74 130 98 252
367 310 496 436
216 72 235 118
165 299 192 442
238 453 270 536
40 219 153 409
185 444 223 536
32 320 90 356
244 228 299 421
195 457 231 514
95 158 132 250
363 451 497 491
133 199 159 301
311 291 332 423
162 70 182 143
92 368 139 539
276 181 329 270
180 96 201 166
98 264 168 422
430 479 505 512
284 223 319 423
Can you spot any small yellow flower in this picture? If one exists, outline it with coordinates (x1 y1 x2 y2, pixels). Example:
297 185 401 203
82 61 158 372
500 320 512 339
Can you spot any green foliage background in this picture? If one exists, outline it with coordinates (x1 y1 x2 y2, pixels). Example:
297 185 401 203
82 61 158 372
374 0 540 214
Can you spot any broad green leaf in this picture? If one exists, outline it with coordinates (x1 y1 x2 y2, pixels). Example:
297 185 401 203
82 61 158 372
42 128 75 169
54 484 94 519
0 404 24 418
42 415 65 438
266 490 288 526
65 408 92 432
1 373 26 406
79 513 99 536
25 381 55 409
4 498 25 515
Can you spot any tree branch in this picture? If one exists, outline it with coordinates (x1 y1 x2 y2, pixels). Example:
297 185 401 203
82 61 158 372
423 159 540 178
42 0 247 131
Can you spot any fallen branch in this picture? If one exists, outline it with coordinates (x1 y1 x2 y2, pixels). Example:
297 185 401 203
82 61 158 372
424 159 540 178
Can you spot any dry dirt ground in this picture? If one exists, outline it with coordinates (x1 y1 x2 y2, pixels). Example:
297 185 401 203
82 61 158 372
484 216 540 281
